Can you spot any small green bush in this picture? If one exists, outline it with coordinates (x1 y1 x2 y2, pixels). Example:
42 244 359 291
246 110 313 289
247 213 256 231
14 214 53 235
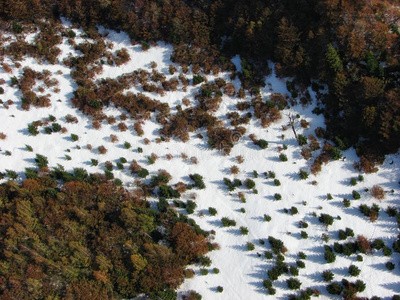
274 193 282 200
349 265 361 277
300 231 308 239
245 178 256 189
299 170 309 180
296 260 305 268
91 159 98 166
70 134 79 141
324 251 336 263
209 207 217 216
221 217 236 227
290 266 299 276
257 139 268 149
350 177 357 186
264 214 272 222
286 278 302 290
124 142 131 149
200 269 208 275
352 190 361 200
247 242 255 251
327 282 343 295
217 286 223 293
137 168 149 178
298 134 307 146
322 270 334 282
279 153 288 161
265 251 273 259
274 179 281 186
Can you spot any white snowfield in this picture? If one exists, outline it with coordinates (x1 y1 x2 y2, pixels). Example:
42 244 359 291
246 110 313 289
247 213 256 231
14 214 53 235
0 19 399 299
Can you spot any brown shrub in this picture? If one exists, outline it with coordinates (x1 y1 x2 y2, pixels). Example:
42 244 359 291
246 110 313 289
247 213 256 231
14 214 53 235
169 65 177 74
261 117 272 128
190 157 198 164
314 127 326 139
230 165 239 174
134 123 144 136
184 269 195 279
65 114 78 123
86 144 92 150
300 119 310 128
354 155 379 174
165 154 173 160
143 138 150 145
175 182 187 194
61 127 67 134
1 63 12 73
92 120 101 130
268 107 282 122
371 185 385 200
107 116 116 125
117 122 128 132
120 113 127 121
357 235 371 253
130 160 142 173
182 98 190 106
98 145 107 154
0 132 6 140
311 159 322 175
224 83 235 96
237 155 244 164
110 134 118 143
301 147 312 160
151 153 159 160
181 153 188 159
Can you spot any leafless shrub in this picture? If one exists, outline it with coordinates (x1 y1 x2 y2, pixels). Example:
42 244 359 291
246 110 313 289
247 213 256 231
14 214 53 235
371 185 385 200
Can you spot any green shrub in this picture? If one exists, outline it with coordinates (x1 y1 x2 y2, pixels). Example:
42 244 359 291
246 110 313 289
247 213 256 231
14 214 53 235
263 279 272 289
25 144 33 152
70 134 79 141
137 147 143 153
319 213 334 227
221 217 236 227
186 200 197 214
298 134 307 146
257 139 268 149
290 206 299 215
383 246 392 256
299 170 309 180
274 179 281 186
91 159 98 166
193 74 204 85
247 242 255 251
124 142 131 149
114 178 122 186
147 156 155 164
137 168 149 178
327 193 333 200
357 255 363 262
240 226 249 235
265 251 273 259
268 236 285 254
290 266 299 276
330 147 342 160
279 153 288 161
349 265 361 277
159 185 180 199
343 199 350 207
213 268 220 274
119 157 127 163
217 286 223 293
209 207 217 216
52 123 62 132
274 193 282 200
322 270 334 282
298 252 307 260
327 282 343 295
35 154 48 168
352 190 361 200
350 177 357 186
286 278 302 290
189 173 206 189
24 168 38 179
240 208 246 213
157 198 169 212
267 171 276 179
245 178 256 189
324 251 336 263
28 124 39 136
300 231 308 239
264 214 271 222
296 260 305 268
197 256 212 267
5 170 18 180
200 269 208 275
386 262 395 270
253 170 258 178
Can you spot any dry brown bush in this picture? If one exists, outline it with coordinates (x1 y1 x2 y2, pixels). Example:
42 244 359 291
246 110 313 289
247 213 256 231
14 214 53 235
311 159 322 175
92 120 101 130
182 98 190 106
118 122 128 132
120 113 127 121
261 116 272 128
65 114 78 123
236 155 244 164
134 123 144 136
230 165 239 174
301 147 312 160
224 83 235 96
175 182 187 193
166 154 173 160
190 157 198 164
86 144 92 150
151 153 159 160
181 153 188 159
300 119 310 128
357 235 371 253
110 134 119 143
354 155 379 174
98 145 107 154
130 160 142 173
371 185 385 200
0 132 6 140
61 127 67 134
107 116 116 125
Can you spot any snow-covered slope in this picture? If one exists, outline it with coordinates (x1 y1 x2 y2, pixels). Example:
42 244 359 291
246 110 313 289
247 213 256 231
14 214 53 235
0 21 399 299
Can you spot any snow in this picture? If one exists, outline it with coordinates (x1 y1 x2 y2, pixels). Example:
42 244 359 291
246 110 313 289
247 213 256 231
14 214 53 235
0 22 399 299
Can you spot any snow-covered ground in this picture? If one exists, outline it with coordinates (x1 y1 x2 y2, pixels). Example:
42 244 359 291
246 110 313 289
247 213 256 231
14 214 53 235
0 21 399 299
